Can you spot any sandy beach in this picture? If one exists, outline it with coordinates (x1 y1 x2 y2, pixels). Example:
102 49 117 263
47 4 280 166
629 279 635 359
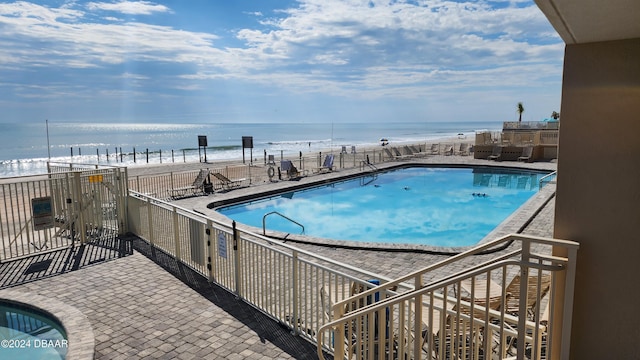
126 134 476 177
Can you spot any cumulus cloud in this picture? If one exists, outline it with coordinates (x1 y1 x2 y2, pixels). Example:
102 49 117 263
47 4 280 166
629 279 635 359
0 0 564 121
86 1 171 15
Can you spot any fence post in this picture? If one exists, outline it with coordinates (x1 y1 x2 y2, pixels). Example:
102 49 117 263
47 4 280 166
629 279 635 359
169 172 175 198
233 221 242 298
146 196 155 246
206 220 215 282
173 206 181 261
291 249 299 336
118 167 129 234
71 171 88 244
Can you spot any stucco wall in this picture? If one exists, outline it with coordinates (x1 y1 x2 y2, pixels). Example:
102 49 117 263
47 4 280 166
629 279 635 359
554 38 640 359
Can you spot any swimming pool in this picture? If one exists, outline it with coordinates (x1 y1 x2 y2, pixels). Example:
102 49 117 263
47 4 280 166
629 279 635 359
217 166 550 247
0 302 68 359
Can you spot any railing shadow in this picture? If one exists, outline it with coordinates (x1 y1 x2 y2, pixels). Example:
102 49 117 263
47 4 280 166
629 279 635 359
0 234 133 289
132 236 332 360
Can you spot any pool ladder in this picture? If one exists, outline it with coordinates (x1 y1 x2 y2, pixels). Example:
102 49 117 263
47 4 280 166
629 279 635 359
262 211 305 236
359 161 378 186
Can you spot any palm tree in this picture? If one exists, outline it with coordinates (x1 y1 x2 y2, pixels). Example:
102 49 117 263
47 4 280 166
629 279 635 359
517 102 524 122
551 111 560 120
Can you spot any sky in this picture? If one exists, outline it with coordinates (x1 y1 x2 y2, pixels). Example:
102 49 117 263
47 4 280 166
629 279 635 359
0 0 564 124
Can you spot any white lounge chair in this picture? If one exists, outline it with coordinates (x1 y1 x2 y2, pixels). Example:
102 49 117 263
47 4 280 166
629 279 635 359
170 169 209 198
212 172 246 190
487 146 503 161
314 154 334 173
518 146 533 162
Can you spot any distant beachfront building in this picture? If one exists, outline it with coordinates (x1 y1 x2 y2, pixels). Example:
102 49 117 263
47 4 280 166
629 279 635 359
473 120 559 161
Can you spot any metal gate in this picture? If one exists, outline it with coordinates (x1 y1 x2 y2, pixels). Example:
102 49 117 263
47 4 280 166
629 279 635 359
0 167 128 261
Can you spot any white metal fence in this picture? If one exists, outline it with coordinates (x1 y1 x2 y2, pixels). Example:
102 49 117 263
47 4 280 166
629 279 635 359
127 143 473 201
0 167 128 261
127 191 400 342
317 235 578 360
128 191 578 360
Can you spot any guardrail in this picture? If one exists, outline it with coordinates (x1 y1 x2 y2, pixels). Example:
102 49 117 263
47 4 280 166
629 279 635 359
539 171 557 189
316 234 578 360
128 190 577 360
262 211 305 235
127 191 409 342
0 167 128 261
127 143 478 202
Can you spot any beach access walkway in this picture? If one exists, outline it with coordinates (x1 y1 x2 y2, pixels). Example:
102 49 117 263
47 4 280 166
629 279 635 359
0 153 557 359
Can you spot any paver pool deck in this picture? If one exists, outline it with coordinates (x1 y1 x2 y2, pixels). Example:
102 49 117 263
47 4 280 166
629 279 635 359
0 155 556 359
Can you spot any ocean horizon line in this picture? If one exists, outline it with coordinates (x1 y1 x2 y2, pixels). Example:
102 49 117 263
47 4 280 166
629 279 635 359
0 121 503 177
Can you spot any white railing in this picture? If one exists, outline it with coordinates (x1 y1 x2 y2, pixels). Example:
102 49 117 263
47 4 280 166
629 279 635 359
539 171 557 189
128 191 578 360
127 191 410 341
317 234 578 360
0 167 128 261
503 121 560 130
127 143 474 201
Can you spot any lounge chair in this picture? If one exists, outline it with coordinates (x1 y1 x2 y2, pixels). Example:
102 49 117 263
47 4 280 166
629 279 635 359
319 283 377 358
429 143 440 155
402 145 417 157
314 154 334 173
443 145 454 156
518 146 533 162
392 147 413 159
383 148 396 160
458 277 505 311
281 160 305 180
456 143 469 156
418 292 487 360
459 272 551 321
487 146 503 161
170 169 209 198
409 145 425 156
504 272 552 320
211 172 246 191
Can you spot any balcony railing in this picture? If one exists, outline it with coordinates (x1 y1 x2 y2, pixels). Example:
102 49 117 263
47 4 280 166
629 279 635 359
503 121 560 130
317 234 578 360
126 190 577 360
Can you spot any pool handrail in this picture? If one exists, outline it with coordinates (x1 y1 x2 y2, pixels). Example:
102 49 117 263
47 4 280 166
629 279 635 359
262 211 305 235
129 190 392 283
539 170 557 188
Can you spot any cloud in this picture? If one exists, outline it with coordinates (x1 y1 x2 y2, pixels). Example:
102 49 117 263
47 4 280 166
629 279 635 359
0 0 564 122
0 2 220 70
85 1 171 15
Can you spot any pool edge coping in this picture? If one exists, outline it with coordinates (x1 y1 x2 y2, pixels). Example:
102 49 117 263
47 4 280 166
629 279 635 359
189 161 556 254
0 289 95 360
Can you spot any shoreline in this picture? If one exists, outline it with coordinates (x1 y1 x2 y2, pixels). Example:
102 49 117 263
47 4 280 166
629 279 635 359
0 134 477 179
125 135 476 177
1 121 500 178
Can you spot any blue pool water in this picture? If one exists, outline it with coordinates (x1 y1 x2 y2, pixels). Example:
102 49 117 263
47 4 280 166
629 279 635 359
218 167 549 247
0 302 68 360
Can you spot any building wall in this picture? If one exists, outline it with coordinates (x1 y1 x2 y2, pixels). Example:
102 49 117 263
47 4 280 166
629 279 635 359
554 38 640 359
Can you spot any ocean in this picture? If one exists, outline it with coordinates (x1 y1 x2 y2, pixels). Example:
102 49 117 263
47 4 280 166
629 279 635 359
0 121 502 178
